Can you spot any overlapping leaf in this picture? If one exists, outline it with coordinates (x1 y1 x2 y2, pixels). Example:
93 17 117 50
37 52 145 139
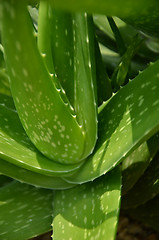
53 167 121 240
0 181 53 240
1 0 97 165
0 2 159 240
64 60 159 184
0 94 83 185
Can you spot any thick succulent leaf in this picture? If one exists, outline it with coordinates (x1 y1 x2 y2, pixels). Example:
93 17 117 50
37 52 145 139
0 157 75 189
0 94 83 177
49 9 74 105
53 166 121 240
73 13 97 158
122 133 159 195
64 60 159 184
1 0 98 164
124 193 159 232
122 151 159 209
0 181 53 240
49 9 98 158
1 0 85 164
38 0 55 74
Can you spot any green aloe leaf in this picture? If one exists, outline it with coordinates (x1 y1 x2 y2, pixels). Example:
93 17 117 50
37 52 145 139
122 133 159 195
53 166 121 240
0 181 53 240
1 0 85 165
122 151 159 208
64 60 159 184
111 34 143 92
48 9 98 151
72 12 97 157
1 0 97 164
0 158 75 189
0 94 83 178
38 0 55 74
107 17 126 56
48 8 74 105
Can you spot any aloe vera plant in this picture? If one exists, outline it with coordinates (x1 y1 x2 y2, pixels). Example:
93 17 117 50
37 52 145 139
0 0 159 239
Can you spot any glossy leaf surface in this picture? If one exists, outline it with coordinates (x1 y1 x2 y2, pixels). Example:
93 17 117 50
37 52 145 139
1 0 97 164
0 181 53 240
53 167 121 240
0 94 83 178
64 60 159 183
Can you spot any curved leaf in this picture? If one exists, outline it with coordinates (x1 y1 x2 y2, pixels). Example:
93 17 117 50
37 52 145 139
53 167 121 240
0 158 75 189
0 181 53 240
1 0 85 164
0 94 83 177
64 60 159 183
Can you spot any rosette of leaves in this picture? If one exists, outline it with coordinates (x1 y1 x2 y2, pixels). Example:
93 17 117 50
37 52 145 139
0 0 159 240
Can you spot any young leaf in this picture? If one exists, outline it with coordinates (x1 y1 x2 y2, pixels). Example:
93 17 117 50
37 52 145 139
73 12 97 158
49 8 74 105
53 167 121 240
107 16 126 56
111 34 143 92
49 9 98 159
38 0 55 74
